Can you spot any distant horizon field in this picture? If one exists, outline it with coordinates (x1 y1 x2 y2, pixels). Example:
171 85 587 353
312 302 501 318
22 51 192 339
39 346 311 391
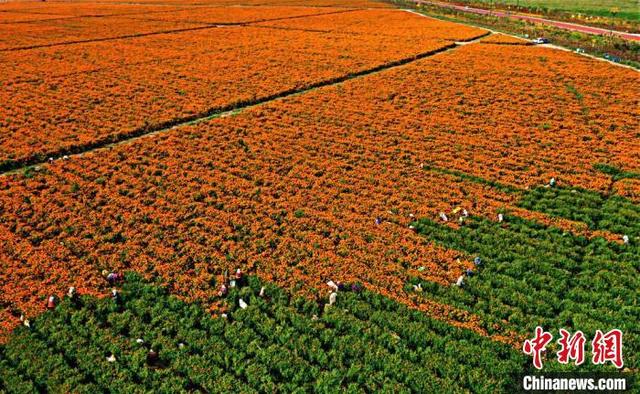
459 0 639 20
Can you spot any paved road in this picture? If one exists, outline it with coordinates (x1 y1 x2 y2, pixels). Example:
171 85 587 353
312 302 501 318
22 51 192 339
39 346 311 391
411 1 640 41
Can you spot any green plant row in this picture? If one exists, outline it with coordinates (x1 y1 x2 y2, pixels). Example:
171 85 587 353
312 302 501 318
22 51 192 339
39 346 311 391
0 274 528 393
518 186 640 238
411 215 639 371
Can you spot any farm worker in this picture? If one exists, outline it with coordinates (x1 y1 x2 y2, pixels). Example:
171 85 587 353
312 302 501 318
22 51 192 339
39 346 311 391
20 315 30 328
413 283 423 292
455 275 464 287
235 268 245 286
498 213 504 223
329 292 337 306
178 342 185 349
474 257 482 266
326 280 339 292
259 286 265 297
218 284 228 297
409 213 415 218
549 177 556 187
462 209 469 217
147 349 159 365
106 354 116 363
46 296 56 310
106 272 122 285
111 288 120 304
239 299 248 309
136 338 144 344
622 235 629 244
67 287 76 298
439 212 448 222
458 216 465 224
351 284 362 293
465 268 474 277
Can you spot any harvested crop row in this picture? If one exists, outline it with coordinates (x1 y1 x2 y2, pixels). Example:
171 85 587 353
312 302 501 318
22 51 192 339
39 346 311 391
0 27 453 170
256 9 488 40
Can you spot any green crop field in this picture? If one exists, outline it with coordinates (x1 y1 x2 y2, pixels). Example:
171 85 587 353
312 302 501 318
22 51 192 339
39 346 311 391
0 275 529 393
463 0 639 20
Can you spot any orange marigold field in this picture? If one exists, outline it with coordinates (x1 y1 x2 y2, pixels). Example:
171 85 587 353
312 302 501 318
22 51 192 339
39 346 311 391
0 5 343 25
3 40 636 339
265 42 639 193
0 2 189 15
57 0 392 7
1 24 455 170
0 97 529 339
0 17 207 51
478 33 532 45
0 12 71 23
122 5 351 24
0 0 637 348
614 177 640 203
256 9 488 40
0 6 350 51
0 223 105 342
